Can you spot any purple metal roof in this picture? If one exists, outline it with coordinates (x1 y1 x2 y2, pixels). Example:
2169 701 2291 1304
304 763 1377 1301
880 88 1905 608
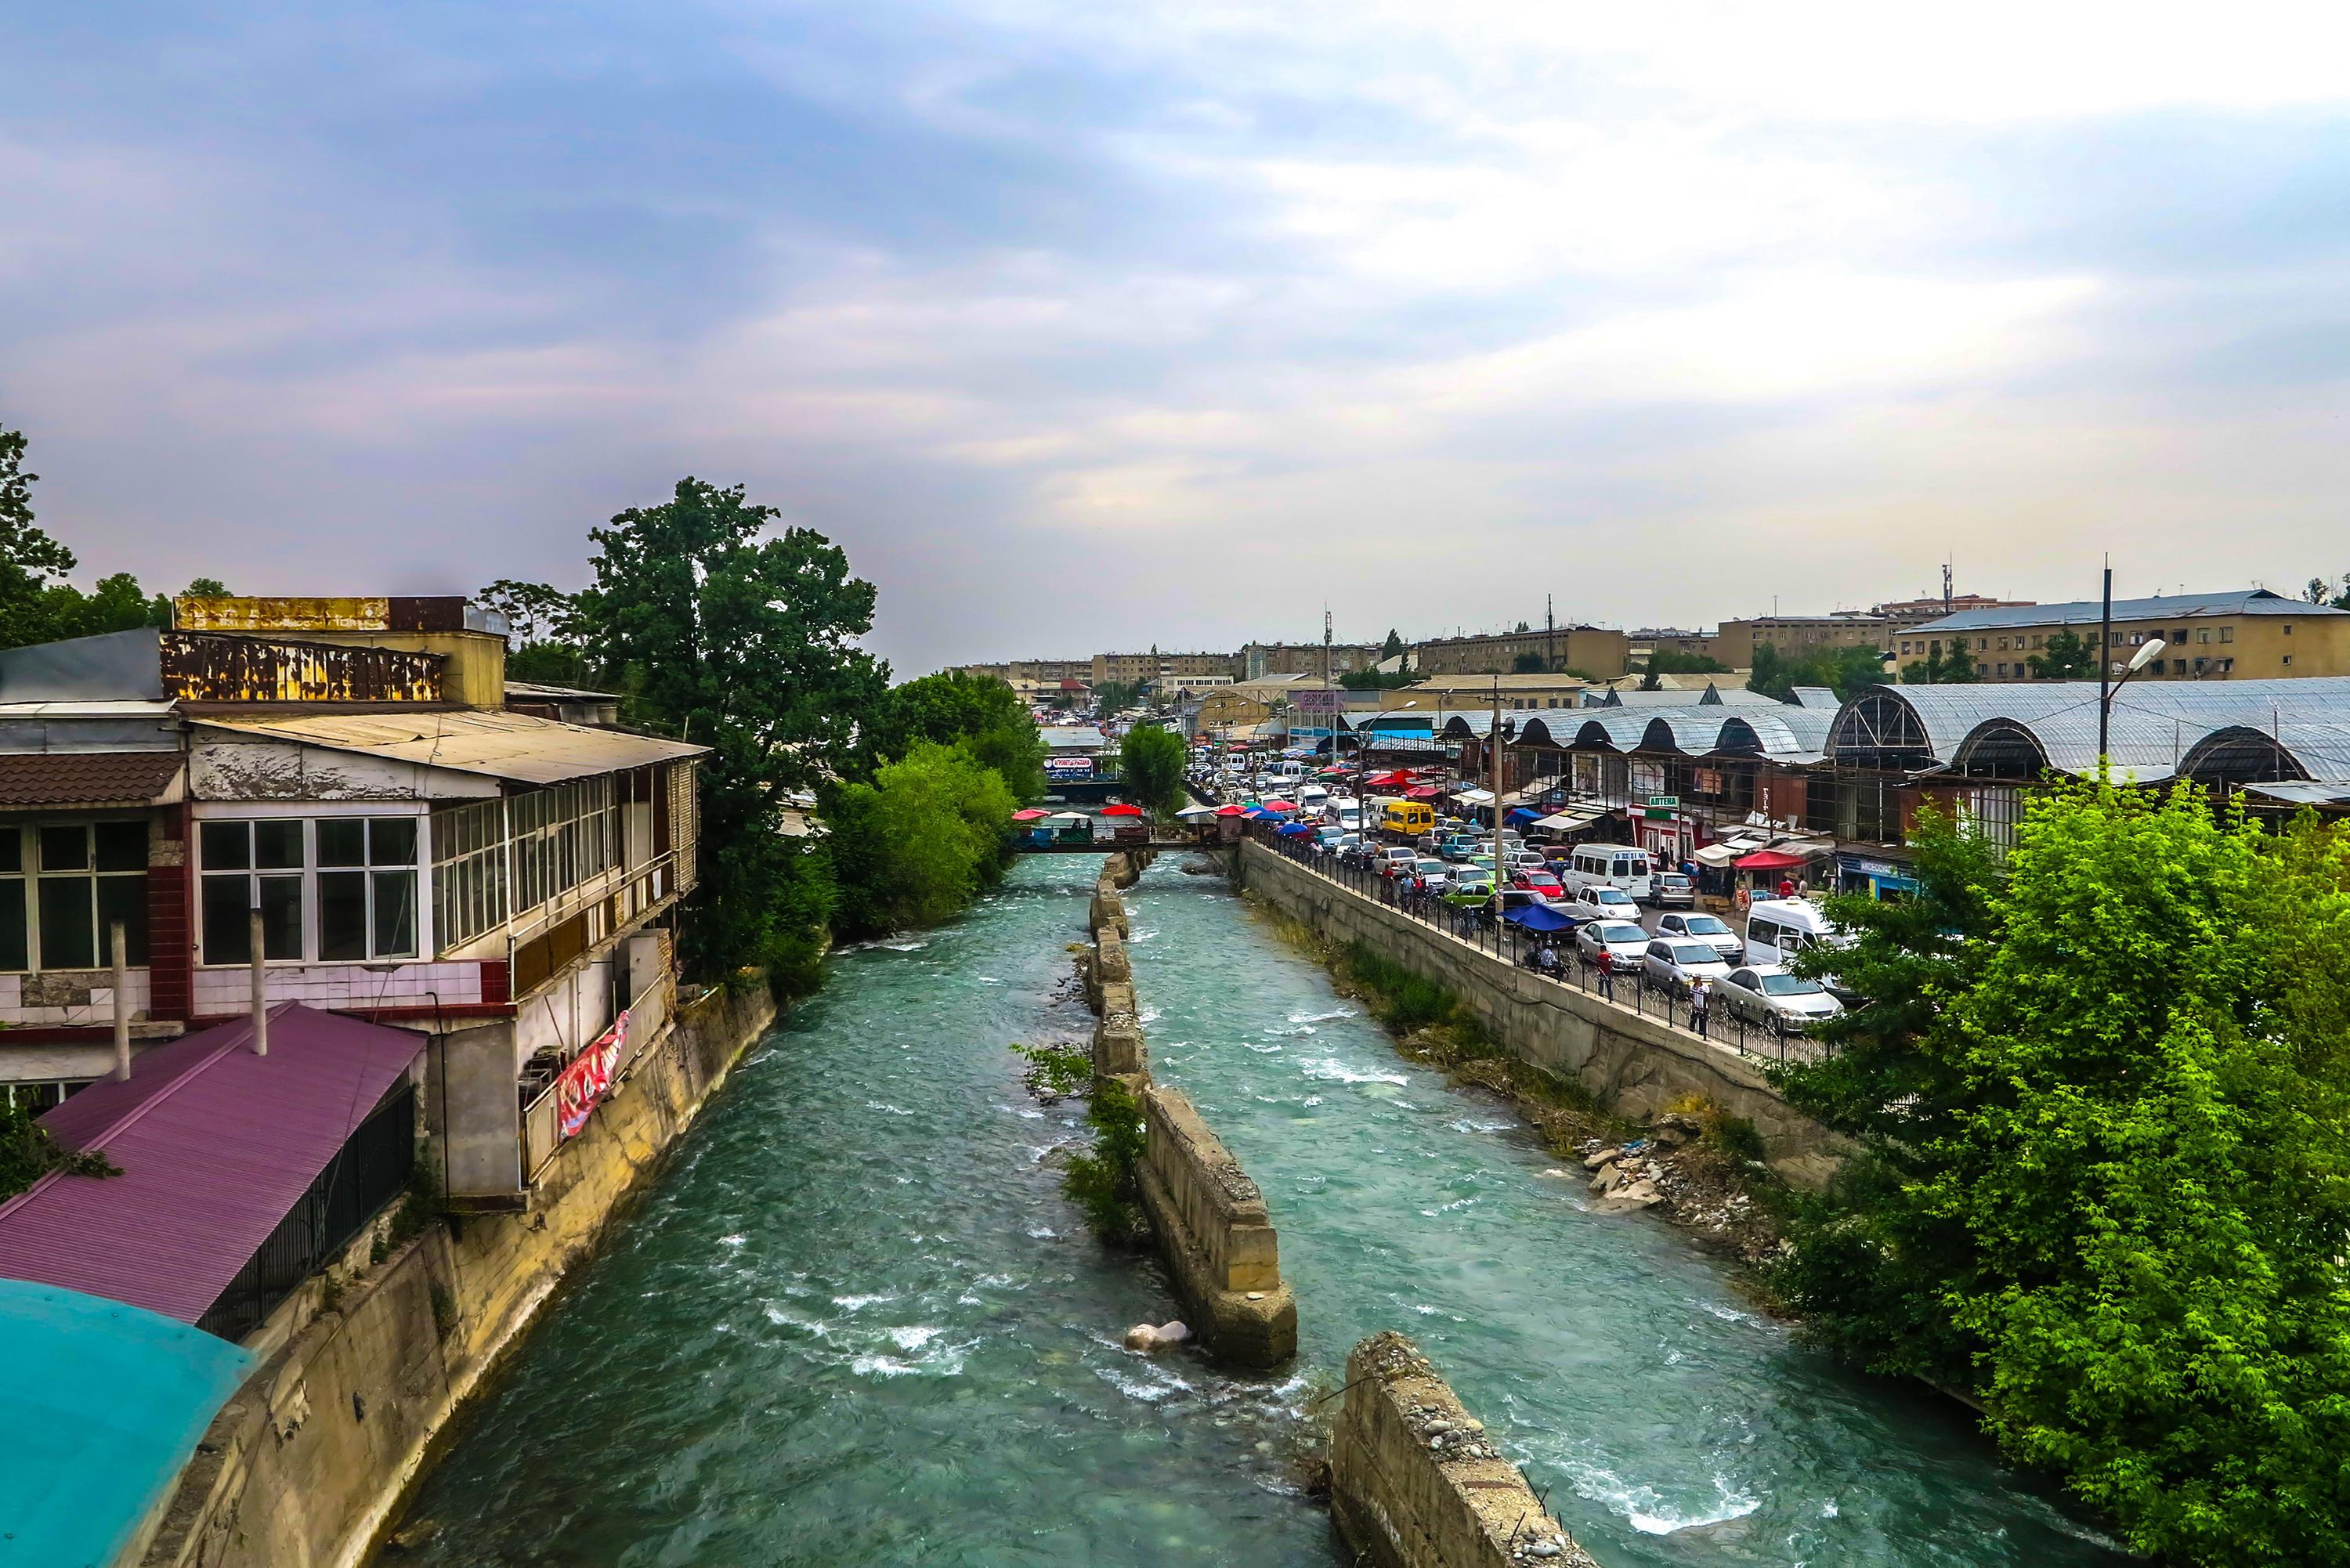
0 1005 423 1324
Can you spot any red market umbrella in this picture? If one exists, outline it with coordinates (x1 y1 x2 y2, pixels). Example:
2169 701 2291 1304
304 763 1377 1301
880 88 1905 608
1100 803 1144 817
1214 804 1246 816
1735 848 1810 871
1405 785 1441 800
1010 807 1051 822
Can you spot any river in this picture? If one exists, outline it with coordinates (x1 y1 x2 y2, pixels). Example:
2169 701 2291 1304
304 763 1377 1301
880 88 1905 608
392 855 2123 1566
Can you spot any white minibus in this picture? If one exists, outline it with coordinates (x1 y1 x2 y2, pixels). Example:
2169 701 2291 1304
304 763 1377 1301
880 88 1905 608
1561 842 1654 901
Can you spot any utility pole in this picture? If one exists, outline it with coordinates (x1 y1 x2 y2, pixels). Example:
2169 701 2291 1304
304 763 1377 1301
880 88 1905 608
2096 561 2113 771
1942 558 1954 614
1546 594 1556 674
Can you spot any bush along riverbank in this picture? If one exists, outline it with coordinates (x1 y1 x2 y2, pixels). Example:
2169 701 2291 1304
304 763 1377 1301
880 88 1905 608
1257 895 1791 1274
1014 1041 1149 1245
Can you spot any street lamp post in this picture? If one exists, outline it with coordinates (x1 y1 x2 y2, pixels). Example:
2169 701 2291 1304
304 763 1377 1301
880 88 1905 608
2093 562 2164 777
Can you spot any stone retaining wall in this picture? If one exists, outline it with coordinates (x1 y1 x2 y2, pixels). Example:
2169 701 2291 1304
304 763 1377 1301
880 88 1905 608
140 982 779 1568
1079 852 1295 1367
1235 842 1847 1189
1330 1332 1602 1568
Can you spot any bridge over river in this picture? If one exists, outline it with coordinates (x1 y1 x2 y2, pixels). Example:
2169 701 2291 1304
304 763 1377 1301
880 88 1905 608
389 855 2122 1566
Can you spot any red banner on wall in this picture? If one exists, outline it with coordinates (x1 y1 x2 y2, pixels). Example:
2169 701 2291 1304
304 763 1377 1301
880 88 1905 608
555 1010 631 1140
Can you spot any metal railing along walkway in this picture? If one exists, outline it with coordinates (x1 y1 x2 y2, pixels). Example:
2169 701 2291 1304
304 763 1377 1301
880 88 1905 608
1239 822 1834 1068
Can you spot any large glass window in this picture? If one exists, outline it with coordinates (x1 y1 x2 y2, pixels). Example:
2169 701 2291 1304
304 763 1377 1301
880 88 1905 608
197 815 421 965
431 797 509 952
4 821 148 971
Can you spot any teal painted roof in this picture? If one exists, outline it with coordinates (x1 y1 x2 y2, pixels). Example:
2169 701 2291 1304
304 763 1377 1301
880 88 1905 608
0 1279 251 1568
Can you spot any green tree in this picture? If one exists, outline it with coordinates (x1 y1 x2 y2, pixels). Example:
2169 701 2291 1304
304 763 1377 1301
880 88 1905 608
1901 643 1978 685
1381 628 1405 659
575 479 885 986
1646 648 1730 675
181 576 231 598
1112 723 1188 818
2303 573 2350 610
824 741 1017 936
866 670 1047 803
1750 642 1889 703
2025 628 2098 680
1779 787 2350 1564
477 578 591 685
1512 650 1547 673
1091 679 1141 716
0 425 160 651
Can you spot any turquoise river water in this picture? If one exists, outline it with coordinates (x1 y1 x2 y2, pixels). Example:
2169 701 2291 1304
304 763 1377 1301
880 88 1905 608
396 856 2124 1566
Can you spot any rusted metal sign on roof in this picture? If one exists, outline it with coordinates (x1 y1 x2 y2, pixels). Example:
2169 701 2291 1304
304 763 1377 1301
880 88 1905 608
160 631 445 703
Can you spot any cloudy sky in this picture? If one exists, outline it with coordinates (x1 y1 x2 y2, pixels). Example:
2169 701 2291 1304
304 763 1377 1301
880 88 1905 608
6 2 2350 672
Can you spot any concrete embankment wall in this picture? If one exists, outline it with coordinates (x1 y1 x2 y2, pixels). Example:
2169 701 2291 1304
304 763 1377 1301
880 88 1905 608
1330 1332 1601 1568
1082 854 1296 1367
142 983 778 1568
1235 841 1846 1189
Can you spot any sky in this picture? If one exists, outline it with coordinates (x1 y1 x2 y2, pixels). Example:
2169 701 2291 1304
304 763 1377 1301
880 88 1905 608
5 2 2350 673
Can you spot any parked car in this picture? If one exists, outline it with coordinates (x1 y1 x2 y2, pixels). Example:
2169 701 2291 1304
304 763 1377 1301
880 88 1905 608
1379 846 1419 878
1443 876 1495 909
1509 869 1566 902
1409 858 1451 893
1340 840 1378 869
1642 938 1733 998
1655 911 1741 961
1577 919 1652 966
1716 965 1845 1033
1496 887 1549 923
1572 884 1640 921
1647 871 1696 909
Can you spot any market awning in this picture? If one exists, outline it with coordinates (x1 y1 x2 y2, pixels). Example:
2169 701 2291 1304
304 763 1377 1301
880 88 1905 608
1405 785 1442 800
1452 788 1495 805
1736 848 1816 872
1045 811 1092 823
1505 905 1578 932
1693 842 1744 866
1099 803 1144 817
1505 807 1542 825
1214 804 1246 817
1173 804 1219 818
1010 807 1052 822
1535 810 1600 831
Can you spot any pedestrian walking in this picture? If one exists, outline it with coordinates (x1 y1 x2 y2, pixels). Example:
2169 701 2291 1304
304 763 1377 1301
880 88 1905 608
1596 947 1614 1000
1690 977 1710 1039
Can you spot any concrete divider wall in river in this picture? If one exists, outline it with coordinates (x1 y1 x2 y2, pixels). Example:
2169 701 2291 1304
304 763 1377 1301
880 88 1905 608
1234 840 1848 1189
1080 852 1297 1367
1331 1332 1602 1568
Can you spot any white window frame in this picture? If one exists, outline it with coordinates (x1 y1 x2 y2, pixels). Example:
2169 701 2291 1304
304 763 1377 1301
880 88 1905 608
192 805 432 966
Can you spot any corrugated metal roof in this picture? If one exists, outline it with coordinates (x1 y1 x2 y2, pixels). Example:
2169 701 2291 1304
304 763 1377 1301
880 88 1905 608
1836 677 2350 780
1789 686 1838 709
2240 779 2350 807
0 1005 423 1324
0 750 183 808
1911 588 2340 634
196 708 704 784
1039 724 1109 750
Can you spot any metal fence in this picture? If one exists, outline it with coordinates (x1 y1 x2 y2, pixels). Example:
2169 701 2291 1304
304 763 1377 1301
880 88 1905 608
1241 822 1833 1067
197 1083 418 1342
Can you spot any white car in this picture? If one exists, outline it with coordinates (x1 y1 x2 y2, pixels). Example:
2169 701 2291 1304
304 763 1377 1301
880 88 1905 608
1642 938 1732 999
1655 911 1741 962
1574 885 1640 920
1577 920 1652 966
1716 964 1845 1033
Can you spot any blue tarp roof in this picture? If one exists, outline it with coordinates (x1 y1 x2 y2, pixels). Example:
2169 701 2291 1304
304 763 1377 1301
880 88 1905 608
1505 904 1578 931
1505 807 1541 824
0 1278 251 1568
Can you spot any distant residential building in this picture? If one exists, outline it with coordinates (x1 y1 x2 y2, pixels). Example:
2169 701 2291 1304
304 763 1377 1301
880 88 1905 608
1870 592 2034 619
953 657 1090 686
1235 641 1380 681
1902 589 2350 681
1409 627 1630 681
1092 650 1230 688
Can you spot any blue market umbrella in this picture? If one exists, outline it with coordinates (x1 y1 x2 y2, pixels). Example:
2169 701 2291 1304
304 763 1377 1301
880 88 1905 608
1277 822 1314 836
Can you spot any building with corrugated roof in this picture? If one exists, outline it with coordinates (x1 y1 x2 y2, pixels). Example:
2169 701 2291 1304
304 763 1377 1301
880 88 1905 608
1900 588 2350 681
0 597 706 1219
